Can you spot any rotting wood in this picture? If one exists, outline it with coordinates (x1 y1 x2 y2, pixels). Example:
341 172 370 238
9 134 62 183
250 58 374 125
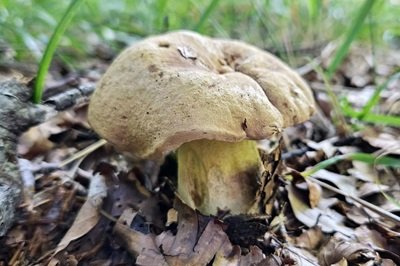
0 80 95 236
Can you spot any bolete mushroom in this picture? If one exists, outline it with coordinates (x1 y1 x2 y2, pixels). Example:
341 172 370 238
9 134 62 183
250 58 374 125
88 31 315 215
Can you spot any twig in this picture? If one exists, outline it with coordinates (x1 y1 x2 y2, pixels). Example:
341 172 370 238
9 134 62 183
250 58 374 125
309 176 400 224
59 139 107 167
0 80 95 236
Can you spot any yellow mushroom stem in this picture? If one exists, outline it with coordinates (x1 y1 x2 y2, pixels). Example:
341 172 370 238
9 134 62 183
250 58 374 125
177 139 264 215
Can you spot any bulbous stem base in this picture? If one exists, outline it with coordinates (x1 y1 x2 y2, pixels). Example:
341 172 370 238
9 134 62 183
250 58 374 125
177 139 264 215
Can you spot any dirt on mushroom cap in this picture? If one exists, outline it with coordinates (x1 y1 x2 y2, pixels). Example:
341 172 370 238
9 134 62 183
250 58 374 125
88 31 315 159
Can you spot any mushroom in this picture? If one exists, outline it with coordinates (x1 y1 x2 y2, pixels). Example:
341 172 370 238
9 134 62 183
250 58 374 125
88 31 315 215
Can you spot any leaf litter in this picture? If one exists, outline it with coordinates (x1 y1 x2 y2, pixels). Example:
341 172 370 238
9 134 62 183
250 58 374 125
0 44 399 265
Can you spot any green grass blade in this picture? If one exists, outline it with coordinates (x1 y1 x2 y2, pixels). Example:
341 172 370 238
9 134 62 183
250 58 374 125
155 0 168 32
314 64 350 133
341 98 400 127
307 0 321 22
326 0 376 80
359 71 400 118
302 152 400 177
33 0 85 104
194 0 221 32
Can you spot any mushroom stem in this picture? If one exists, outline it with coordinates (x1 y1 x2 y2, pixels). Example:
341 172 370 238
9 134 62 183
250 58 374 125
177 139 264 215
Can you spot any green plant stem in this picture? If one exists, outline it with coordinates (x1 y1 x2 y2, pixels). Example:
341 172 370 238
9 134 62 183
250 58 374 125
326 0 375 79
315 64 350 134
33 0 85 104
359 72 400 118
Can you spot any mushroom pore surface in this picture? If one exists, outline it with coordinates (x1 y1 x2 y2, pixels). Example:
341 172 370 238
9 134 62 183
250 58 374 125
88 30 315 159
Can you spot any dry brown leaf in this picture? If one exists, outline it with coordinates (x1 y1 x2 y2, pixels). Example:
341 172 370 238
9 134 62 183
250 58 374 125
355 224 400 264
331 257 348 266
361 129 400 155
293 227 324 250
18 125 54 157
305 138 338 158
54 173 107 254
357 182 390 198
307 180 322 208
345 205 379 225
312 169 357 196
318 235 378 266
114 208 168 265
355 225 387 250
284 245 319 266
115 202 232 266
287 184 354 236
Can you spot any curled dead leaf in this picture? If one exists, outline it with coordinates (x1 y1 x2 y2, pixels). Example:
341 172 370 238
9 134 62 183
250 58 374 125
307 180 322 208
287 184 354 236
53 173 107 255
318 236 378 266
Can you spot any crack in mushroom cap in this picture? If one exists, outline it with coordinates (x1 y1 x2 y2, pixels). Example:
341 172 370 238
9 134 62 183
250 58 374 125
88 31 315 159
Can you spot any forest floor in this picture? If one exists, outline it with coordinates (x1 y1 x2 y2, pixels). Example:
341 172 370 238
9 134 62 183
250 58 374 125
0 41 399 266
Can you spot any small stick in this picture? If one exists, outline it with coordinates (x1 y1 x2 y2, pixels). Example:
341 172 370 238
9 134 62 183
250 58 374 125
59 139 107 167
309 176 400 224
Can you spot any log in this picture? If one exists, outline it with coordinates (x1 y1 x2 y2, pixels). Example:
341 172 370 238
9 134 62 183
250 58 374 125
0 80 94 236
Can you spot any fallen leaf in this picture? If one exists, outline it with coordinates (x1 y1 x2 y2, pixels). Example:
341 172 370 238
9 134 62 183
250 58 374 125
287 184 354 236
331 257 348 266
307 180 322 208
54 173 107 254
318 235 378 266
293 227 324 250
357 182 390 198
114 208 167 264
361 129 400 155
312 169 357 196
285 245 319 266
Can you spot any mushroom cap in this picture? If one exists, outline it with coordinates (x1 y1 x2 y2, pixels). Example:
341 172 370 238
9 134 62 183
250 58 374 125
88 31 315 159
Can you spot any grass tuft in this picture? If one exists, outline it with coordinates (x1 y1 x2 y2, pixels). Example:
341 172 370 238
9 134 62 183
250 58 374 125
33 0 85 104
326 0 376 80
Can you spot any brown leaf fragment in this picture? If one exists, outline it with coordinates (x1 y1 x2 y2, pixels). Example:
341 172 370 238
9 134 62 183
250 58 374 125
54 173 107 254
312 169 357 196
331 257 348 266
213 244 241 266
287 184 354 236
307 180 322 208
155 200 231 266
166 208 178 226
355 225 388 250
118 200 267 266
355 224 400 264
114 208 168 265
165 219 231 266
318 236 378 266
293 227 324 250
284 245 319 266
361 129 400 155
239 246 265 265
381 258 397 266
156 200 200 257
214 244 283 266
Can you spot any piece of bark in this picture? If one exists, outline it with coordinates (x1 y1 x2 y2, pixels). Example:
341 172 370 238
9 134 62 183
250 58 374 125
0 80 95 236
0 80 47 236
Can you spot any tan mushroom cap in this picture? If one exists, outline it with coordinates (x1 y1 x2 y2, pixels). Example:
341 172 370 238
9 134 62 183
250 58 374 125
88 31 315 159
